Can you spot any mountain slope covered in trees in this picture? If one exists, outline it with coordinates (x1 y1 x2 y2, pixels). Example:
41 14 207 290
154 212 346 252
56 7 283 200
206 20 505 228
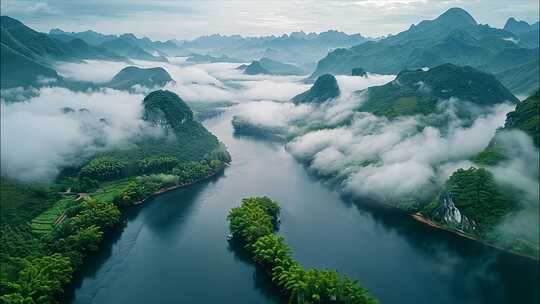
358 63 518 118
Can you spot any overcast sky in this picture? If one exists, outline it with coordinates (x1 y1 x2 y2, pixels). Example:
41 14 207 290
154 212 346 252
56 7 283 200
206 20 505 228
2 0 539 40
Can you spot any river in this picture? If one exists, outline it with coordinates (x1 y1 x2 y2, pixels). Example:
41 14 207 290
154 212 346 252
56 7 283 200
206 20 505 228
68 107 539 304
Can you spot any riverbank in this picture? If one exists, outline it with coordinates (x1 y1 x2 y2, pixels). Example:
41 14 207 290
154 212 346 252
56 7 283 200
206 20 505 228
411 213 539 261
301 165 539 261
132 162 229 206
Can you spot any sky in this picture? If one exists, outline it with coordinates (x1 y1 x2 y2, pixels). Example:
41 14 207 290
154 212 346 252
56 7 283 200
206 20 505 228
1 0 539 40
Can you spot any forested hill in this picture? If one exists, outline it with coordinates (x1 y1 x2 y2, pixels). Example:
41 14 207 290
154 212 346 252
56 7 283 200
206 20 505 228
292 74 340 104
107 66 173 91
0 90 230 302
422 90 540 258
504 90 540 146
143 90 195 130
358 63 518 118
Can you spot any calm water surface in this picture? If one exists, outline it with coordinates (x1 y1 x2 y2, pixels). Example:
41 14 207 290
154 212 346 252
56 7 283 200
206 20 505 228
68 107 539 304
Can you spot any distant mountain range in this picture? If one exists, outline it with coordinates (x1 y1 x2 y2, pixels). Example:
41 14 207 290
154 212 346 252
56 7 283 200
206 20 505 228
174 30 372 68
1 16 123 88
2 9 538 97
503 17 539 46
48 27 372 67
0 16 180 90
309 8 539 95
50 29 181 59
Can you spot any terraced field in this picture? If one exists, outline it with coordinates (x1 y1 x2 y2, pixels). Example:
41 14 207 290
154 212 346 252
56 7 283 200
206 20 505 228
30 196 76 234
91 177 135 203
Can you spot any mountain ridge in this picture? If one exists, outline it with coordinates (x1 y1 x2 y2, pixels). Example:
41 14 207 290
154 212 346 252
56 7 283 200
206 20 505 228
308 8 539 95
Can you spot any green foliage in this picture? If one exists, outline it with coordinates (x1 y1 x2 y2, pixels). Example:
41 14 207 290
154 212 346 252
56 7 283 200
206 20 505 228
137 156 178 174
30 197 75 235
360 64 518 119
446 167 518 233
253 235 292 268
96 90 222 167
142 90 194 130
68 198 121 232
471 141 508 165
1 254 73 304
0 179 57 292
0 89 229 301
89 178 134 204
228 197 280 246
112 178 162 207
473 90 539 165
79 157 126 181
228 197 377 303
504 90 540 147
69 177 99 193
47 198 120 270
208 143 232 163
0 179 57 229
172 159 222 184
113 157 225 207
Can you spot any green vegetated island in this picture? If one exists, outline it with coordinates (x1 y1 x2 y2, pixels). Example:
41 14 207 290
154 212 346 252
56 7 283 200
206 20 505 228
0 90 231 303
233 64 540 259
228 197 378 303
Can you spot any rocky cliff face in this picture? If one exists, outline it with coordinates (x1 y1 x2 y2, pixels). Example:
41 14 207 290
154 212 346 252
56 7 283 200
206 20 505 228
432 191 477 233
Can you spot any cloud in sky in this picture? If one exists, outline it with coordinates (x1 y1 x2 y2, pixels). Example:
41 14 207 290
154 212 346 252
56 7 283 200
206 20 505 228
2 0 538 40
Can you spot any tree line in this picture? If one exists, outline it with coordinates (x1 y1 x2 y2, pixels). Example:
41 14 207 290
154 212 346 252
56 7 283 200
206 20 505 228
228 197 378 304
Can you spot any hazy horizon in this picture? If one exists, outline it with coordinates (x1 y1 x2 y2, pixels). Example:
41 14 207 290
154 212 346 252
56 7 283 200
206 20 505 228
2 0 538 41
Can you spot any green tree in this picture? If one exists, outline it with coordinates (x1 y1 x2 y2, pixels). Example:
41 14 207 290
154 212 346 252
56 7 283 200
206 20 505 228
70 198 121 231
4 254 72 304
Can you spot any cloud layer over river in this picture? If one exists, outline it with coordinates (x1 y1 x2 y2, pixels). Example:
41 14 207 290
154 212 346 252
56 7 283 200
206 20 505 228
2 60 538 218
1 59 315 181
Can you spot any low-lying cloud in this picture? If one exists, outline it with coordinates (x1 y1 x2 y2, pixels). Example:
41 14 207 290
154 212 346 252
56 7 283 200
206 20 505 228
0 59 347 182
1 87 153 181
55 60 129 83
287 103 512 202
232 73 521 204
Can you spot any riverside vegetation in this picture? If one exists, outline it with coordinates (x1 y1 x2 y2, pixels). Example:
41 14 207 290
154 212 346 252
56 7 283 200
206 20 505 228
228 197 378 304
0 90 231 303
